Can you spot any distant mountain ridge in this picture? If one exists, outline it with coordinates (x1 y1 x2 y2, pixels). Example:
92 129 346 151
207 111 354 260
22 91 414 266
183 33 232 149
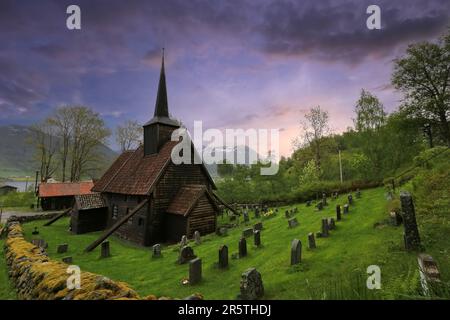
0 125 118 179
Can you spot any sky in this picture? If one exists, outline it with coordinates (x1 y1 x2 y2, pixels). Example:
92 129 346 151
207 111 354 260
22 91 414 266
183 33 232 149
1 0 449 157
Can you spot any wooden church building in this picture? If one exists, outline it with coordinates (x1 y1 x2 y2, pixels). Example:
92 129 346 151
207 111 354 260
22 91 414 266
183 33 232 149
83 52 228 251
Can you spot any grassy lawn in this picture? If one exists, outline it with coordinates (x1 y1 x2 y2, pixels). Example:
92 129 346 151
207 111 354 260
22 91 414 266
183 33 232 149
16 187 429 300
0 238 17 299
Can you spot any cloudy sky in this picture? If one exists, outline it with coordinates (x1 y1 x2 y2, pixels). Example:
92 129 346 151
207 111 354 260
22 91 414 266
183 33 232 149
1 0 449 156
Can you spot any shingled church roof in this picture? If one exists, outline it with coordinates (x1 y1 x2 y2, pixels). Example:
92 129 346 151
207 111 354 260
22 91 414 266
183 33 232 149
166 184 218 216
92 141 215 195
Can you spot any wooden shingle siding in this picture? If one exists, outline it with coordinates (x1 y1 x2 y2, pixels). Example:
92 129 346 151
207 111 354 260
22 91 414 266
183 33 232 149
187 195 216 237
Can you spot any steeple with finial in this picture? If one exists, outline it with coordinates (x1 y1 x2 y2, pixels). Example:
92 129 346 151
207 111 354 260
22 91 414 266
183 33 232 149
143 48 180 156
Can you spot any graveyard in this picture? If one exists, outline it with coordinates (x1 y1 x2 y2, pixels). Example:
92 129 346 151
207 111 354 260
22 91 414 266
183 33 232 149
0 186 441 299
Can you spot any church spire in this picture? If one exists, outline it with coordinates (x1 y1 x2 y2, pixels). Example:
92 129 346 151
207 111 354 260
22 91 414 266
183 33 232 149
154 48 169 117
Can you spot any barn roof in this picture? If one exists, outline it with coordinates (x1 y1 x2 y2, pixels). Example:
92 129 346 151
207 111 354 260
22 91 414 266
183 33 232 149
92 142 216 195
75 193 106 210
38 181 94 198
166 184 218 217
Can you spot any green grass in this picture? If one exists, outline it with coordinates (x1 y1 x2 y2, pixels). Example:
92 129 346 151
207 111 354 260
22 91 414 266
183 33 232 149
0 238 17 299
16 187 431 300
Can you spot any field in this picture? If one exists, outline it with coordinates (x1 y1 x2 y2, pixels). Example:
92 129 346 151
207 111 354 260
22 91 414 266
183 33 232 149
0 187 437 300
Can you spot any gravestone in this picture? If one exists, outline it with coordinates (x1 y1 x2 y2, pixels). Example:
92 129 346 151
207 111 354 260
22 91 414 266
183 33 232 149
219 227 228 236
239 268 264 300
389 211 403 226
322 193 327 206
336 205 342 221
62 256 72 264
152 244 162 258
254 208 260 218
180 235 188 248
306 200 312 207
291 239 302 265
243 228 254 238
57 243 68 254
239 237 247 258
254 230 261 247
32 227 39 235
288 217 299 228
194 231 201 245
348 194 353 205
178 246 196 264
316 231 323 238
218 245 228 268
285 210 290 219
32 239 48 250
321 219 329 237
308 232 316 249
328 218 336 230
343 204 349 214
400 191 421 251
243 211 250 223
316 201 323 211
254 222 263 231
189 258 202 285
100 241 110 258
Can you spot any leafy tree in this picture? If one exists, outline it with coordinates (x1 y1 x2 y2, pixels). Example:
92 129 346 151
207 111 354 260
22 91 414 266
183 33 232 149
392 31 450 146
354 89 386 131
115 120 143 152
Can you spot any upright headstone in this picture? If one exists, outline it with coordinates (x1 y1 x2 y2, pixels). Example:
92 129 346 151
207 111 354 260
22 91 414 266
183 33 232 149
328 218 336 230
32 227 39 235
218 245 228 268
400 191 421 251
152 244 162 258
254 230 261 247
254 208 260 218
290 239 302 265
57 243 68 254
343 204 349 214
239 268 264 300
322 193 327 206
321 219 329 237
243 211 250 223
243 228 254 238
348 194 353 205
194 231 201 245
100 241 110 258
254 222 263 231
316 201 323 211
306 200 312 207
285 210 290 219
178 246 196 264
239 237 247 257
308 232 316 249
336 205 341 221
189 258 202 285
288 217 299 228
180 235 188 248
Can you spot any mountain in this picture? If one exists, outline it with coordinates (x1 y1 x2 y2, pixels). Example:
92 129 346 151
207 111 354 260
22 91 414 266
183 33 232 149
0 125 118 179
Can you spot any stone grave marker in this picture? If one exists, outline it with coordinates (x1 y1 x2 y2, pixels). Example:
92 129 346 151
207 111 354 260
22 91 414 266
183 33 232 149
343 204 349 214
189 258 202 285
180 235 188 248
288 217 299 228
62 256 72 264
336 205 342 221
218 245 228 268
348 194 353 205
254 222 263 231
100 241 110 258
322 193 327 206
254 230 261 247
194 231 201 245
178 246 196 264
243 227 254 238
308 232 316 249
239 268 264 300
32 227 39 235
400 191 421 251
291 239 302 265
243 211 250 222
321 219 329 237
239 237 247 258
152 244 162 258
306 200 311 207
285 210 290 219
316 201 323 211
254 208 260 218
328 218 336 230
57 243 68 254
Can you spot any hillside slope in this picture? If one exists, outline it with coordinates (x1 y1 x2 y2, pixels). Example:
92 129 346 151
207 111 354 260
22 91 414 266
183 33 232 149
0 125 118 179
